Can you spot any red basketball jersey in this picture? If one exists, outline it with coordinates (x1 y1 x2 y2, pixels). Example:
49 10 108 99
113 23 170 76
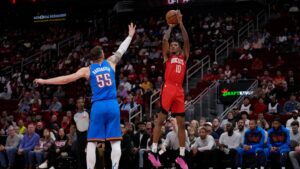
164 54 186 85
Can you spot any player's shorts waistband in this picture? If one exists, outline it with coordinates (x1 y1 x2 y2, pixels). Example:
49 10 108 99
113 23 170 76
164 81 183 87
92 98 118 104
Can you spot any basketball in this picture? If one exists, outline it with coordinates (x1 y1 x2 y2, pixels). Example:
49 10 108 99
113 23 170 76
166 10 178 25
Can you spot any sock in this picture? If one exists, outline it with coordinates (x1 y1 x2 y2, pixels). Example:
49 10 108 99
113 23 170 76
152 143 158 153
111 141 121 169
86 142 97 169
179 147 185 156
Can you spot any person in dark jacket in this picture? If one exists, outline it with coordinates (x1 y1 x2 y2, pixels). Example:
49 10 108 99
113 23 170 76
119 123 134 169
133 122 150 168
267 118 290 169
237 120 266 168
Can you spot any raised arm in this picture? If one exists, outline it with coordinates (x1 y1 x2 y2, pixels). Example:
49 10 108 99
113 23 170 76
177 10 190 59
162 25 174 62
107 23 136 68
33 67 89 85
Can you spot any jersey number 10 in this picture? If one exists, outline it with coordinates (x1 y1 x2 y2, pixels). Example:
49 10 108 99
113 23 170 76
96 73 112 88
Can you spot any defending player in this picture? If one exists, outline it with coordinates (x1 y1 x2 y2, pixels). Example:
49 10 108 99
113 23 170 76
34 23 136 169
148 10 190 169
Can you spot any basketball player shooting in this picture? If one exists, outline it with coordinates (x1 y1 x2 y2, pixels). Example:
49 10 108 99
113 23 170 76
34 23 136 169
148 10 190 169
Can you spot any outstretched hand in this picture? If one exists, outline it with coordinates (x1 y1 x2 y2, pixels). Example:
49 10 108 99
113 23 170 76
128 22 136 38
176 10 183 24
33 78 45 85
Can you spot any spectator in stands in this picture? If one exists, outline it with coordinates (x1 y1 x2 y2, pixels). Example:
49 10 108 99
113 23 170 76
221 111 235 129
53 128 71 167
29 128 54 168
267 96 281 114
212 118 224 139
148 65 160 81
18 123 40 169
17 119 26 135
0 81 12 100
224 65 231 78
117 84 129 99
188 127 197 147
191 127 215 169
18 94 31 113
0 126 21 169
120 96 138 112
287 70 298 93
253 97 267 116
286 110 300 128
123 61 134 72
283 94 299 115
267 118 290 169
36 122 44 138
273 71 286 86
52 86 65 99
273 55 285 68
120 77 132 92
240 97 252 115
259 70 272 82
251 57 263 71
237 120 266 169
239 51 253 60
289 121 300 148
204 122 219 140
48 97 62 112
133 122 149 168
120 123 134 169
218 122 241 169
64 98 76 112
235 119 247 143
211 62 219 75
14 126 23 139
139 77 153 94
240 111 250 128
190 120 200 131
61 116 70 130
48 114 60 130
159 118 189 168
289 121 300 168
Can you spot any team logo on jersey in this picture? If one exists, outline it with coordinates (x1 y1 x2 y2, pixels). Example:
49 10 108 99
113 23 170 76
170 58 184 65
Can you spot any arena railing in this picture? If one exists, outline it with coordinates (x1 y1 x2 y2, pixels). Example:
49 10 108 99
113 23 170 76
218 79 258 120
57 34 84 57
186 55 210 92
214 36 234 64
1 50 51 75
149 54 210 118
186 81 219 120
237 20 255 47
129 104 143 122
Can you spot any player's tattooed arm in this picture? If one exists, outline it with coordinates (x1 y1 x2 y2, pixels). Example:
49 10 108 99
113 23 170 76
108 23 136 66
177 10 190 59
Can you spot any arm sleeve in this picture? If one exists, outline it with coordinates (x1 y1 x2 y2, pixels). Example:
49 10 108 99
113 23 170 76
108 36 132 64
116 36 132 56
